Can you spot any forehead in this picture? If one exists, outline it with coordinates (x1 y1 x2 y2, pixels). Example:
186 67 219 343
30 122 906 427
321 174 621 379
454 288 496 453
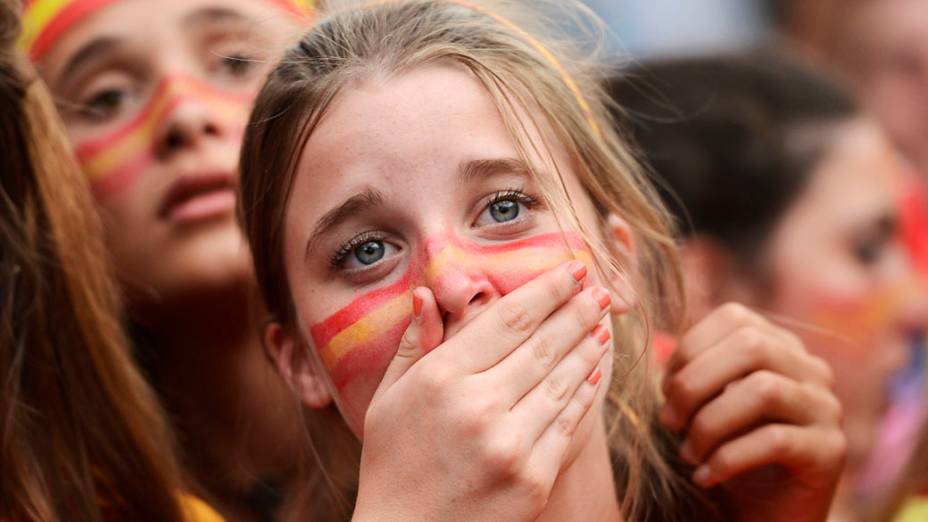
797 120 901 222
38 0 285 74
293 62 568 201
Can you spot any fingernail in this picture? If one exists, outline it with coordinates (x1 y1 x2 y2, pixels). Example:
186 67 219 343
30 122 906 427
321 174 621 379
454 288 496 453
679 441 696 464
592 324 610 345
568 260 587 282
592 287 611 310
412 292 422 318
693 466 715 488
587 367 602 385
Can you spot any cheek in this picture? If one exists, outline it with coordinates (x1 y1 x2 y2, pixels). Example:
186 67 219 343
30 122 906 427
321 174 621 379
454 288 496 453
805 282 911 347
73 76 250 200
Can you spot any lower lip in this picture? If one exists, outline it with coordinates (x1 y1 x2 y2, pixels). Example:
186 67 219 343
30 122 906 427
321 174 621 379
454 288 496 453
165 189 236 225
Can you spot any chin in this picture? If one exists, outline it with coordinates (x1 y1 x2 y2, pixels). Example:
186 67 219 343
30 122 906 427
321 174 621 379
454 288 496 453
128 224 256 306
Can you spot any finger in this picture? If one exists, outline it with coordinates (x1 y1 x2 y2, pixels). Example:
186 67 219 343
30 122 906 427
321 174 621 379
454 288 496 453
666 303 772 376
487 286 611 406
508 330 609 442
679 371 842 465
378 287 444 390
691 424 847 489
525 364 602 481
436 260 588 372
662 326 824 430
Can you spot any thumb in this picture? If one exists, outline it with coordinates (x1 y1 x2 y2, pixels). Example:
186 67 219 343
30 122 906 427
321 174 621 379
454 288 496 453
378 287 443 389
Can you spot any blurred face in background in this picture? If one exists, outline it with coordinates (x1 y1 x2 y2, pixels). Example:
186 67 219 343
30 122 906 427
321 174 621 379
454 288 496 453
839 0 928 174
35 0 300 311
757 118 927 471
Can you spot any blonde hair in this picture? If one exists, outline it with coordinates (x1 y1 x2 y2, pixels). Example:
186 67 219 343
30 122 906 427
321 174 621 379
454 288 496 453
238 1 712 518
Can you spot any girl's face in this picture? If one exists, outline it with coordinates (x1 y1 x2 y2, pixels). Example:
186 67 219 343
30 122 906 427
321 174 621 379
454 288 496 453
763 119 928 469
38 0 298 306
276 63 623 436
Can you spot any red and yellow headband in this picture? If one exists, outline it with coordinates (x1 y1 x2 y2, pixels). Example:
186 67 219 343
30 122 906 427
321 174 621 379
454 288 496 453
19 0 315 61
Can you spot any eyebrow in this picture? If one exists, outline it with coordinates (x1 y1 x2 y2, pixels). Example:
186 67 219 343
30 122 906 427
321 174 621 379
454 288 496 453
182 6 251 30
304 189 385 260
59 36 120 85
460 157 534 184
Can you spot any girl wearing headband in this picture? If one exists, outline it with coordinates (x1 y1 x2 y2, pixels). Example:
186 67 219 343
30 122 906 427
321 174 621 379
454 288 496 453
24 0 321 519
239 1 847 519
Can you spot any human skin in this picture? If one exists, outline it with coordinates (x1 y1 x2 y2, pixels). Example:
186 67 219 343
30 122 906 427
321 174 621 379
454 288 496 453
676 119 928 521
838 0 928 175
764 120 927 476
267 61 845 521
35 2 310 520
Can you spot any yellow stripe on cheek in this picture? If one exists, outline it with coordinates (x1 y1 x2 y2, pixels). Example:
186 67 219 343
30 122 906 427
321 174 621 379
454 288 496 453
318 292 412 370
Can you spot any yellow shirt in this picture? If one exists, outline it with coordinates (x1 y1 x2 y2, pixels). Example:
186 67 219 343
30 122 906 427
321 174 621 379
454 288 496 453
179 494 225 522
895 497 928 522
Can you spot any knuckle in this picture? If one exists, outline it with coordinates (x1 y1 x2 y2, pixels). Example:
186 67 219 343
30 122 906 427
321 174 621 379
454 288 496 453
500 302 533 336
813 357 836 388
827 429 849 465
765 425 792 455
484 434 523 477
530 337 556 370
515 469 549 508
749 370 784 403
555 414 577 438
737 327 768 358
721 302 753 325
543 374 570 404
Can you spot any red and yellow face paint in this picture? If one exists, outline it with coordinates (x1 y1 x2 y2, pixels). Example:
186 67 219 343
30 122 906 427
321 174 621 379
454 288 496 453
309 231 594 395
72 75 252 197
20 0 315 198
19 0 314 61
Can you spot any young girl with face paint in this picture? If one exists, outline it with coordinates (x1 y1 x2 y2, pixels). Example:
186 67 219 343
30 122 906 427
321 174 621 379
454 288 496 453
23 0 323 519
0 3 219 520
609 51 928 522
239 2 847 520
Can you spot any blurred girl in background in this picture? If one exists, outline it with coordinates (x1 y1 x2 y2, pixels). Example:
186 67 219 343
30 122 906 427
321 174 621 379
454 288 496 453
609 50 928 521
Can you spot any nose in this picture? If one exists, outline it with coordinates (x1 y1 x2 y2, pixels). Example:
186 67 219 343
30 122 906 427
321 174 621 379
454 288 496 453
154 87 229 160
423 238 498 326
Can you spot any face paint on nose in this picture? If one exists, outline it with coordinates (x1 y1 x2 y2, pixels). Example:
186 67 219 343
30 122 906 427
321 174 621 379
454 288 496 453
308 231 594 392
73 75 251 199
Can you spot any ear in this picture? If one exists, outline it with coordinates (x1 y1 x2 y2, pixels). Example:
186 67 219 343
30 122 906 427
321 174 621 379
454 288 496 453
604 213 638 314
265 322 333 409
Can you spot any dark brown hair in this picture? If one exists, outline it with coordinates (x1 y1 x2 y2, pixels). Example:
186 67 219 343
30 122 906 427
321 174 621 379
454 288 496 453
0 1 186 519
609 50 859 270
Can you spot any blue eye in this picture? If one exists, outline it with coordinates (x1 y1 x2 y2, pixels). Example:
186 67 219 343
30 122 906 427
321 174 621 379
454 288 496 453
475 190 538 227
489 200 519 223
354 240 386 265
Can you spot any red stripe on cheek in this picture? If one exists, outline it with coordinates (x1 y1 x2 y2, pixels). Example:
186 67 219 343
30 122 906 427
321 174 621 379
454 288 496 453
310 271 414 349
88 153 152 199
327 318 410 390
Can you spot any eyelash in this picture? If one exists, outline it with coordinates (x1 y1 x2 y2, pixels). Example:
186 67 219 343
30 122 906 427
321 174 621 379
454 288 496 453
330 230 387 269
485 188 540 215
